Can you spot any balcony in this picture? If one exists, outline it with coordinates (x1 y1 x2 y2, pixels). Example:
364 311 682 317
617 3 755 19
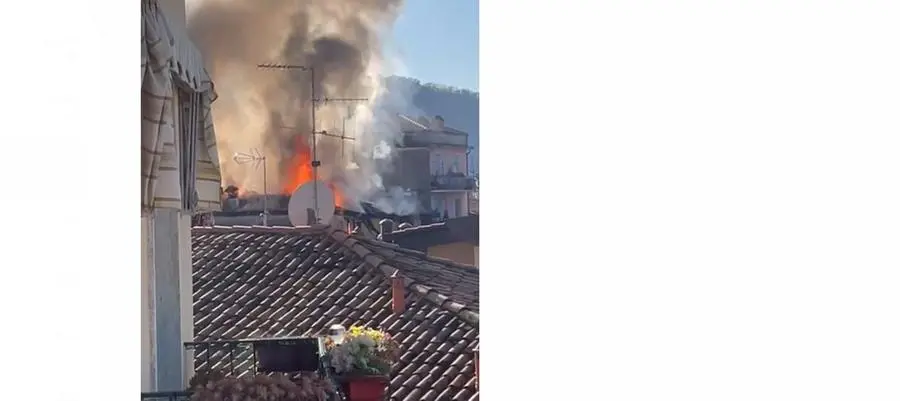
141 337 345 401
140 392 191 401
431 173 475 191
403 131 467 147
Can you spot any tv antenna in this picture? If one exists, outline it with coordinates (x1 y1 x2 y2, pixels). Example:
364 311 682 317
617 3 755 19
232 148 269 226
280 125 356 165
257 63 368 220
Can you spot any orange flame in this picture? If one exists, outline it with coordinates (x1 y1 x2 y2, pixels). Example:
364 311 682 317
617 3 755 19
282 137 344 207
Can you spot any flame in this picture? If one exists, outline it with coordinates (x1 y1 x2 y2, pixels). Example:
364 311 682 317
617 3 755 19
282 137 344 207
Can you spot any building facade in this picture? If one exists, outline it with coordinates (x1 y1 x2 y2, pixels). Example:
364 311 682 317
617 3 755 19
381 214 480 267
141 0 221 393
384 114 476 219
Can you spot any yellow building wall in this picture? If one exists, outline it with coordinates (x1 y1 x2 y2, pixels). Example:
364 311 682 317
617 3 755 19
428 242 478 267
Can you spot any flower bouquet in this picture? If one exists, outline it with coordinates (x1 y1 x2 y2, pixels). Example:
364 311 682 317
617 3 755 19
323 326 401 401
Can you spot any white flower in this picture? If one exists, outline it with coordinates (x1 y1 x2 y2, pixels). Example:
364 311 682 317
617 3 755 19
358 336 375 348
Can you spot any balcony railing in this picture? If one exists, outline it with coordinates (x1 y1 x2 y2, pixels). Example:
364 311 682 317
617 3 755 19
403 131 467 147
140 392 191 401
142 337 347 400
186 337 325 376
431 173 475 190
183 337 346 401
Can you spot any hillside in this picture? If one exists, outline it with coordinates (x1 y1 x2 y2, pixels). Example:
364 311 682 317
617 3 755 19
384 76 480 171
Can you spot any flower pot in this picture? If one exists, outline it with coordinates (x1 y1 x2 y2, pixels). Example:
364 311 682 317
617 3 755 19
339 375 389 401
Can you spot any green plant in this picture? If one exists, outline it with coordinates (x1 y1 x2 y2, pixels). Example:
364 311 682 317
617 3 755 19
190 373 335 401
323 326 401 377
188 370 226 390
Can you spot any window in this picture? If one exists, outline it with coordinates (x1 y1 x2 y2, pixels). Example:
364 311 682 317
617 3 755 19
178 88 202 211
432 196 446 214
431 154 442 175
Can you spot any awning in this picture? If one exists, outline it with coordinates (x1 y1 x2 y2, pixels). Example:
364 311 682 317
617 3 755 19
141 0 222 212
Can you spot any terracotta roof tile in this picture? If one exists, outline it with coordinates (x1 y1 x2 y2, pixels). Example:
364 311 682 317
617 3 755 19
456 390 476 401
192 225 479 401
402 388 425 401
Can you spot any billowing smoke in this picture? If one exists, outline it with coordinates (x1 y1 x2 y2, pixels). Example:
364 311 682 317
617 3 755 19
187 0 420 213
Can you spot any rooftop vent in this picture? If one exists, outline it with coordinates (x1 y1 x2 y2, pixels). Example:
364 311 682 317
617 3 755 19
379 219 394 236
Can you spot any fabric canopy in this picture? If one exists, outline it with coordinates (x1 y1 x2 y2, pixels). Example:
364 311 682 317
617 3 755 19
141 0 222 212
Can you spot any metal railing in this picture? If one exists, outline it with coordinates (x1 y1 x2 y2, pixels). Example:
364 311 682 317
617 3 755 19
183 337 345 401
431 174 475 190
140 391 192 401
186 337 323 376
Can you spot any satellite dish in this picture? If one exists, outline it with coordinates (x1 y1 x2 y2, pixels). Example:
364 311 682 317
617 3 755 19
288 180 335 226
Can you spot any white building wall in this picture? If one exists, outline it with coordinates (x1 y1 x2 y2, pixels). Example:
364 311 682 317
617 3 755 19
142 212 191 390
143 0 197 391
140 211 192 389
431 192 470 218
178 213 194 384
429 148 468 175
141 214 155 392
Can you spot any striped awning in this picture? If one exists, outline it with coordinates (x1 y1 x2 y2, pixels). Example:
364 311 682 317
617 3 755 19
141 0 222 213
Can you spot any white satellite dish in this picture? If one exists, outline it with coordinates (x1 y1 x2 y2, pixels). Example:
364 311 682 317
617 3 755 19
288 180 336 226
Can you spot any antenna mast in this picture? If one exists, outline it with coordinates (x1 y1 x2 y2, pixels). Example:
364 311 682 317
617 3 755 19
233 148 268 225
257 63 367 222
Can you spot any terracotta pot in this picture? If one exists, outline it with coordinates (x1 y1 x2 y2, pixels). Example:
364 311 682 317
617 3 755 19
340 375 389 401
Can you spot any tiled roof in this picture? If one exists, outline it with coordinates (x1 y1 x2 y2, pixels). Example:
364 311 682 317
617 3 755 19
383 215 479 253
192 225 480 401
398 114 429 130
396 114 467 135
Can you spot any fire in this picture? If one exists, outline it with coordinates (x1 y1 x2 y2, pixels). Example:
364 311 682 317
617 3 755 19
282 137 344 207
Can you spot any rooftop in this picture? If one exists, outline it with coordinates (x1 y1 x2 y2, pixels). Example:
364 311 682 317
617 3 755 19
382 215 479 253
397 114 467 135
192 224 479 401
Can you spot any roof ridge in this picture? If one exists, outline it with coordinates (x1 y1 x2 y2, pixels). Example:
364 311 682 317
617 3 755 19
358 237 479 272
326 226 479 328
193 224 330 235
389 221 447 234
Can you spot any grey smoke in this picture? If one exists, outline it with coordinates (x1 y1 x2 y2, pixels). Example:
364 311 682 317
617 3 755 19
187 0 422 213
371 141 392 159
372 187 419 215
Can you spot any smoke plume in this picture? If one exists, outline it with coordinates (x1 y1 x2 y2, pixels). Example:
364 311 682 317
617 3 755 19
187 0 416 212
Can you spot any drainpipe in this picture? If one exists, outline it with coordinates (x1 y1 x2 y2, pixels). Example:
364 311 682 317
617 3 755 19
474 347 479 390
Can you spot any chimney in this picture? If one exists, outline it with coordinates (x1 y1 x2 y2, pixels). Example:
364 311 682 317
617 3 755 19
432 115 445 129
224 197 240 211
391 273 405 314
379 219 394 237
329 215 347 231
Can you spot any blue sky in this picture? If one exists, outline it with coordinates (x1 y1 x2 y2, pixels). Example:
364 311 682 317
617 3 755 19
390 0 479 91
